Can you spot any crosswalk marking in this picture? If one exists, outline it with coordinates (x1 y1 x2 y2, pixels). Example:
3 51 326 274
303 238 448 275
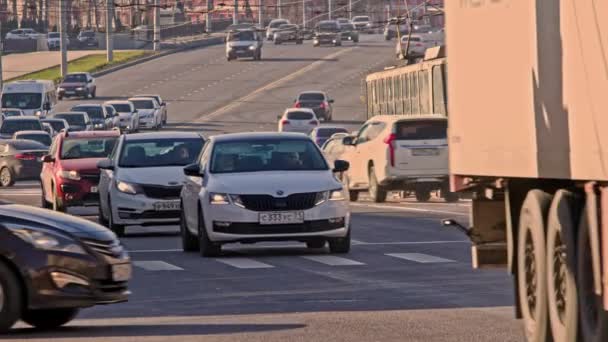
133 261 184 271
215 258 274 269
301 255 365 266
385 253 455 264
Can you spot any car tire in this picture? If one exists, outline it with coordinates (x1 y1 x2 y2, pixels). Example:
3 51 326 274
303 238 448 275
443 191 459 203
21 308 79 330
41 184 51 209
368 166 387 203
274 40 281 45
342 173 359 202
329 228 350 254
198 208 221 257
306 239 326 249
0 167 14 187
107 197 125 237
415 190 431 202
181 208 199 252
98 199 108 226
91 89 96 98
57 95 63 100
0 261 23 333
52 185 66 212
296 40 303 45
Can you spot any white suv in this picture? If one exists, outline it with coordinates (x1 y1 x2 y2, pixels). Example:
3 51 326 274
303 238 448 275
339 115 457 203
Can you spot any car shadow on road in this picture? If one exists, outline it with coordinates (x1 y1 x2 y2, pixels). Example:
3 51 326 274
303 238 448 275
6 323 307 338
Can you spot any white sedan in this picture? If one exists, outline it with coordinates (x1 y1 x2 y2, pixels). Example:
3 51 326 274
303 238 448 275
179 132 351 257
129 97 162 130
277 108 319 134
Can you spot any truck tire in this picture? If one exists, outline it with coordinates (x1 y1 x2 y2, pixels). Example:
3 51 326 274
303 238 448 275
21 308 79 330
0 261 23 333
415 190 431 202
577 206 608 342
517 190 553 342
368 166 387 203
546 190 581 342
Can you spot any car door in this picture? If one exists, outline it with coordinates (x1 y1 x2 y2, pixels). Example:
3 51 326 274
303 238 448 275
182 141 211 231
99 138 121 215
351 122 385 185
348 123 373 184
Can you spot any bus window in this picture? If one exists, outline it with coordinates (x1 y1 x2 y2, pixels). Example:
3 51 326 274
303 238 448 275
419 70 430 113
433 65 446 115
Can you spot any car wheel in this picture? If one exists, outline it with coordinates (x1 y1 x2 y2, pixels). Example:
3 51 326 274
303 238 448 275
0 168 14 187
274 40 281 45
181 208 199 252
91 89 96 98
107 197 125 237
329 228 350 254
368 166 387 203
57 95 63 100
415 190 431 202
306 239 326 249
443 191 459 203
198 208 221 257
40 183 51 209
21 308 79 330
52 185 66 212
342 173 359 202
0 261 23 333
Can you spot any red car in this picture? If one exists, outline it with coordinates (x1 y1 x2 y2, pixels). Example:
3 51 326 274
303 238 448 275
40 130 120 211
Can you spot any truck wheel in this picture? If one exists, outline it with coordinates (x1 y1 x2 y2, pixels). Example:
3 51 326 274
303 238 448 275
517 190 553 342
198 209 221 257
577 205 608 342
180 209 199 252
443 191 459 203
0 261 23 333
22 308 79 330
546 190 581 342
415 190 431 202
368 166 387 203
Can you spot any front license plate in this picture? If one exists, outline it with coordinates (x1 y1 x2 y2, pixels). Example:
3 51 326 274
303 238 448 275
412 148 439 156
90 186 98 193
112 263 132 282
154 201 180 211
65 91 75 95
259 211 304 225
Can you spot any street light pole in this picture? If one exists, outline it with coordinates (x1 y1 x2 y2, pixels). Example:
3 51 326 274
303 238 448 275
278 0 282 19
302 0 306 28
349 0 352 20
59 0 67 77
153 0 160 51
328 0 332 20
233 0 238 25
206 0 213 32
106 0 114 61
258 0 264 28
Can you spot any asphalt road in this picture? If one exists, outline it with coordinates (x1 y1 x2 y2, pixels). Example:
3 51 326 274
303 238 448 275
0 35 524 341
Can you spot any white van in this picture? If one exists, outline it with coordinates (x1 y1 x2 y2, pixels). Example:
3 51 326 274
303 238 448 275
1 80 57 118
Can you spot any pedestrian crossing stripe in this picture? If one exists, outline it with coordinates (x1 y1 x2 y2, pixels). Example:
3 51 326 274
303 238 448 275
214 258 274 269
385 253 455 263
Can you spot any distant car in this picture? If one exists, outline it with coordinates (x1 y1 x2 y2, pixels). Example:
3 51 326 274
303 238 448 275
134 94 167 125
40 130 120 211
313 21 342 47
13 130 52 147
57 72 96 99
41 122 56 137
266 18 290 40
384 20 409 40
352 16 373 33
97 132 205 236
225 29 263 61
301 28 315 40
273 24 303 44
41 118 69 135
310 126 348 146
5 28 40 40
53 112 93 132
0 116 43 139
71 104 116 130
339 22 359 43
128 97 162 130
0 139 48 187
336 18 351 25
77 30 99 48
1 108 24 120
104 101 139 133
278 108 319 134
396 35 431 58
47 32 61 49
321 132 354 175
0 203 130 332
179 132 351 257
294 91 334 121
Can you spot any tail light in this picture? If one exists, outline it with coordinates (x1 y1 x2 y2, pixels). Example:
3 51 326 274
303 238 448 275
383 133 397 167
414 43 423 47
281 120 290 125
15 153 36 161
309 120 319 125
319 102 327 109
294 102 302 108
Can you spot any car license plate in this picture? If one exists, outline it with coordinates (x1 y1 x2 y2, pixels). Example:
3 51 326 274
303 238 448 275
412 148 440 156
154 201 180 211
90 186 98 193
259 211 304 225
112 263 131 282
65 91 75 95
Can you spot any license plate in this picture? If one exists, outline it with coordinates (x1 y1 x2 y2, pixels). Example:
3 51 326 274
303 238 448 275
154 201 180 211
65 91 75 95
90 186 98 193
112 263 132 282
259 211 304 225
412 148 440 156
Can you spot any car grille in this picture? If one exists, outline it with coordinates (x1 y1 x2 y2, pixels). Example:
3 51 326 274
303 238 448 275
81 238 125 258
62 86 77 91
118 210 181 220
234 46 249 51
212 219 344 235
239 192 317 212
80 172 100 184
141 185 182 199
94 279 128 294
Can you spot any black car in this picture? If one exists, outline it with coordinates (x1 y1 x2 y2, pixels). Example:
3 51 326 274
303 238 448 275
72 104 115 130
0 117 43 139
273 24 303 44
54 112 93 132
294 91 334 121
41 118 70 134
77 30 99 48
384 21 409 40
0 139 47 187
0 203 131 332
313 21 342 47
339 23 359 43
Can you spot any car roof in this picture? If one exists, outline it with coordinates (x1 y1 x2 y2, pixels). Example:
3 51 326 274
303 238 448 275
128 97 156 101
134 94 161 99
313 125 346 131
123 131 204 141
13 130 48 135
61 130 121 139
72 103 102 107
66 72 89 76
285 107 315 114
54 111 87 116
41 118 66 122
368 114 447 123
298 91 326 95
212 132 311 143
2 116 39 121
105 100 132 105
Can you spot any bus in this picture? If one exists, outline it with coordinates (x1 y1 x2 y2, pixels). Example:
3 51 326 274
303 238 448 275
362 46 447 119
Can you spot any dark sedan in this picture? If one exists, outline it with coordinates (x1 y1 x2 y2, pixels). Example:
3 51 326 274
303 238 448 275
339 23 359 43
0 139 48 187
0 116 43 139
54 112 93 132
0 203 131 332
294 91 334 121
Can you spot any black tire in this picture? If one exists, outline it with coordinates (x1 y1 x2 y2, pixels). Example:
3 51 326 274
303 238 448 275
41 184 51 209
415 190 431 203
306 239 326 249
329 228 350 254
342 173 359 202
368 166 387 203
21 308 79 330
0 167 14 187
546 190 581 342
274 40 281 45
198 208 221 257
180 209 199 252
52 185 66 212
296 40 303 44
577 205 608 342
57 95 63 100
0 261 23 333
107 197 125 237
91 89 96 98
98 199 108 226
443 191 459 203
517 189 553 342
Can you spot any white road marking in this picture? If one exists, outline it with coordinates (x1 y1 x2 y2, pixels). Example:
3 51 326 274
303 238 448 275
354 240 468 246
301 255 364 266
133 260 184 271
215 258 274 269
129 249 182 253
386 253 455 264
350 203 468 216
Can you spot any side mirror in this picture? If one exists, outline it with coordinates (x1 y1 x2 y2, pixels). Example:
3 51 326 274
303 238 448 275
87 79 93 83
183 163 202 177
277 114 283 120
333 160 350 173
162 102 166 106
328 99 335 104
42 155 54 163
342 136 355 146
97 158 114 170
43 103 51 110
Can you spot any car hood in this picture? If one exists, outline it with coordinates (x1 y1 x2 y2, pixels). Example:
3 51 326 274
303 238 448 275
117 166 185 186
118 112 133 119
209 171 340 195
137 109 155 116
59 157 104 173
0 204 116 240
60 82 86 87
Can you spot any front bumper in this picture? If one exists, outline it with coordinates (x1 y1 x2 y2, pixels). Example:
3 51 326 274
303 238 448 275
58 178 100 207
228 48 256 58
138 117 157 129
110 189 180 226
58 89 87 97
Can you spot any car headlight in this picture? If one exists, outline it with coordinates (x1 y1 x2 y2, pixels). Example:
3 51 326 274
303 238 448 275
76 87 84 91
57 87 65 91
35 111 42 116
116 180 141 195
209 192 230 205
58 170 80 180
8 227 87 254
315 188 345 206
249 45 256 50
94 123 104 128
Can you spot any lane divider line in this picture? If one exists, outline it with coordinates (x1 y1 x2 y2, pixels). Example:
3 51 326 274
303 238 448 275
350 203 468 216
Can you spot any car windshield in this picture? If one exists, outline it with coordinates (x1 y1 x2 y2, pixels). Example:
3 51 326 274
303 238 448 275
210 139 328 173
43 120 66 132
287 111 313 120
279 25 296 30
55 114 85 126
318 23 339 32
81 31 95 37
317 127 348 138
64 74 87 83
130 100 155 110
16 133 51 146
299 93 324 101
119 138 204 167
228 30 255 41
48 32 59 38
60 137 118 159
72 106 104 119
2 93 42 110
0 120 42 134
270 20 288 28
111 104 132 113
353 17 369 22
394 120 447 140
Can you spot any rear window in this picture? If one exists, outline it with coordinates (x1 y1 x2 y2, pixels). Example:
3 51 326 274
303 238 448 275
317 127 348 138
43 120 66 132
16 133 51 146
394 120 447 140
298 93 324 101
353 17 369 22
72 106 104 119
0 120 42 135
287 112 313 120
270 20 289 28
55 114 85 126
9 140 47 150
130 100 155 110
